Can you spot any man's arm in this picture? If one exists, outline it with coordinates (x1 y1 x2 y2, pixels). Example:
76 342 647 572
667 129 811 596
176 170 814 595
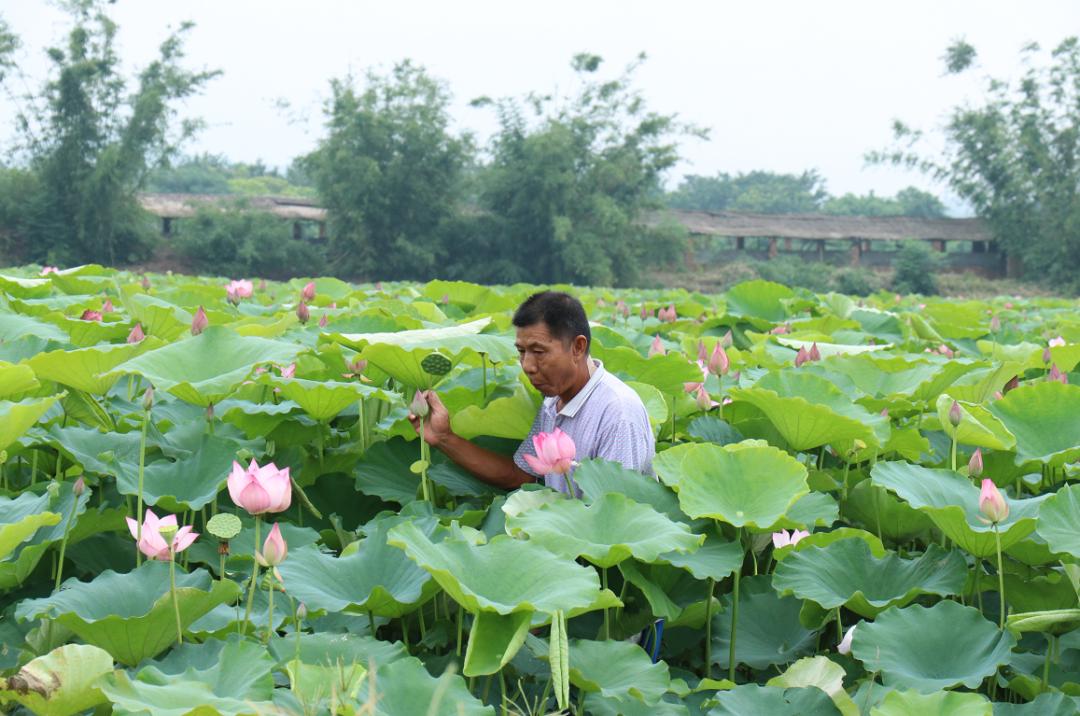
408 390 536 490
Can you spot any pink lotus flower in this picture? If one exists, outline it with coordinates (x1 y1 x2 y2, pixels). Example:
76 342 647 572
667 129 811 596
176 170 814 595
770 324 790 335
708 343 730 376
1048 364 1068 384
1043 347 1053 364
794 346 811 367
279 363 296 379
40 266 59 275
226 279 253 302
126 509 198 561
440 293 450 305
256 523 288 567
102 298 114 313
938 344 955 359
1002 375 1020 394
1004 301 1014 309
979 479 1009 523
523 428 576 476
227 459 292 515
127 323 145 343
640 305 650 320
808 342 822 362
695 385 718 411
375 281 383 291
318 314 328 328
837 624 856 655
697 340 708 363
648 335 666 357
720 330 734 349
191 306 208 335
296 301 310 324
1049 336 1066 348
302 281 316 302
141 276 151 291
80 309 102 322
771 529 810 549
948 400 963 428
989 315 1001 332
968 448 983 478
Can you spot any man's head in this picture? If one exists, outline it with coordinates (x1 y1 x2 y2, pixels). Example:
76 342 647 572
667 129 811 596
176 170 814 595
512 291 591 397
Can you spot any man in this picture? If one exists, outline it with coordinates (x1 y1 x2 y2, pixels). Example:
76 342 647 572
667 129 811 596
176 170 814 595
409 290 655 493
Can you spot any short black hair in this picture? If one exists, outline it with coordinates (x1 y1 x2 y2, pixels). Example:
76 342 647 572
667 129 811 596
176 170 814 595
512 291 591 350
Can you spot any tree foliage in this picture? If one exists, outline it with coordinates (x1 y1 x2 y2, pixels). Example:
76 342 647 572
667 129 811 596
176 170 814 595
472 53 701 286
823 187 946 218
5 0 216 266
872 37 1080 288
302 61 471 280
667 170 827 214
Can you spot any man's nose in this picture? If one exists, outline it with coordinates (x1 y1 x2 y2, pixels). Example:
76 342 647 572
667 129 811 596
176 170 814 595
521 354 537 374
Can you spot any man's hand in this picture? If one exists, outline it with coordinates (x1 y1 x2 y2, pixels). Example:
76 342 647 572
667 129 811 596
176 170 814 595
408 390 453 447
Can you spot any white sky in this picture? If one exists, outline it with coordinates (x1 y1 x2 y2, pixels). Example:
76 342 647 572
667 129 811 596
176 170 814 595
3 0 1078 213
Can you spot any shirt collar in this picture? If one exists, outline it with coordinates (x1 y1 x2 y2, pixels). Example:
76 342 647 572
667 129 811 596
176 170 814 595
547 358 605 418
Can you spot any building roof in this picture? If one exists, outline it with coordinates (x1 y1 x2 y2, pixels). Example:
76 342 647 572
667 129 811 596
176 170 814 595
649 210 991 242
138 194 327 221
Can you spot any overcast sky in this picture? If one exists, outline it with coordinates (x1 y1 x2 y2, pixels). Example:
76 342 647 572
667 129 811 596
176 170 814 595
3 1 1078 212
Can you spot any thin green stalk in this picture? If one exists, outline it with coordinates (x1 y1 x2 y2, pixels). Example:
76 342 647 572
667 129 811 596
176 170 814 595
704 577 715 679
950 437 957 472
368 610 376 637
53 486 82 591
169 550 183 645
1043 634 1054 693
974 560 983 613
456 603 464 657
357 398 366 454
729 527 743 683
30 450 37 486
243 515 262 633
602 568 610 640
498 669 506 714
419 421 432 503
136 408 149 566
265 571 275 645
481 353 488 399
994 524 1006 629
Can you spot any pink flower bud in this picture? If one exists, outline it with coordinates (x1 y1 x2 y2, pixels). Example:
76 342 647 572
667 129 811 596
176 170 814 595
191 306 209 335
838 624 856 655
1002 375 1020 394
1049 364 1068 384
256 523 288 567
440 293 450 305
1043 347 1053 364
279 363 296 379
318 314 328 328
948 400 963 428
102 298 114 313
808 342 822 362
141 275 151 291
640 304 649 320
127 323 145 343
1049 336 1066 348
979 479 1009 523
73 477 86 496
697 340 708 363
695 385 716 412
648 335 665 357
968 448 983 477
296 301 310 324
990 315 1001 332
410 390 430 419
708 343 730 376
142 387 154 412
794 346 811 367
80 309 102 322
302 281 316 302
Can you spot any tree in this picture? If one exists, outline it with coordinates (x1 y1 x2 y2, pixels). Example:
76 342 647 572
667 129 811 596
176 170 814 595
871 37 1080 288
667 170 827 214
822 186 946 217
7 1 217 266
302 61 471 280
474 53 703 286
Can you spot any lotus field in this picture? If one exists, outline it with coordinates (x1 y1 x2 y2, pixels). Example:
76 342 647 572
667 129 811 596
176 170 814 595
3 265 1080 715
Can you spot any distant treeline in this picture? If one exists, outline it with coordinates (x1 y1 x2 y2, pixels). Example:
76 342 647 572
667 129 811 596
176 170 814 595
0 4 1076 290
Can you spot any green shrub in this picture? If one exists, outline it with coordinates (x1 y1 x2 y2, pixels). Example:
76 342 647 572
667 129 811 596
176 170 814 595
752 256 833 293
891 242 941 295
172 203 327 280
832 267 884 296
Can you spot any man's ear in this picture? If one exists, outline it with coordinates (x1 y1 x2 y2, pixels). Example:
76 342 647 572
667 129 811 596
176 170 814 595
572 335 589 358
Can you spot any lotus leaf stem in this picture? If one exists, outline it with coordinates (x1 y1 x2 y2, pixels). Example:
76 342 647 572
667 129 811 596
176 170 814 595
602 567 610 640
53 483 82 592
419 421 432 503
456 603 463 657
265 570 275 645
30 450 37 487
729 527 743 683
950 437 957 473
704 577 715 679
169 548 183 645
368 610 376 637
136 407 149 566
357 398 366 454
243 515 262 634
482 353 488 399
994 524 1006 629
1043 634 1055 692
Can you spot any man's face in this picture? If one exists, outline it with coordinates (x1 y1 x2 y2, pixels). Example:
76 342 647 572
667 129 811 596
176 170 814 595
515 322 586 397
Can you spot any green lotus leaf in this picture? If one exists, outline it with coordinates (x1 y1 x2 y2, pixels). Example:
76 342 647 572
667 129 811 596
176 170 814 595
851 600 1016 692
15 562 241 666
818 354 976 406
451 387 537 440
1005 609 1080 636
421 279 516 313
568 638 671 704
97 669 279 716
0 395 61 453
590 345 707 396
276 521 437 618
935 394 1015 451
992 692 1080 715
654 530 743 581
387 520 620 616
776 528 887 560
777 338 891 358
725 279 795 322
138 636 274 703
266 376 389 422
506 492 703 568
0 644 113 716
729 371 887 451
129 433 244 512
844 479 934 542
870 689 992 716
354 656 495 715
284 658 366 707
0 312 69 343
584 694 690 716
356 437 501 504
120 291 195 341
686 415 745 446
0 483 89 590
464 609 533 676
26 342 157 395
627 380 669 431
617 560 712 626
988 382 1080 466
106 326 305 406
783 491 839 529
0 361 38 399
0 273 52 298
773 539 967 617
711 576 817 669
1037 483 1080 558
574 458 685 524
268 632 407 669
871 461 1046 557
655 441 808 529
767 656 858 716
0 510 61 561
708 683 842 716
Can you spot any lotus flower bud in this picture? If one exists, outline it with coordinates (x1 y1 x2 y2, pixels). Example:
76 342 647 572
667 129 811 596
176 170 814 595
837 624 856 655
410 390 430 419
979 479 1009 523
1048 364 1068 384
73 477 86 496
296 602 307 621
880 408 889 418
1002 375 1020 393
695 385 714 412
993 391 1004 400
256 523 288 567
708 343 729 376
968 448 983 478
794 346 811 367
948 400 962 428
280 363 296 379
771 529 810 549
141 275 151 290
102 298 114 313
640 304 649 320
206 402 215 422
127 323 145 343
648 335 665 357
296 301 310 324
142 387 154 412
302 281 316 302
1049 336 1066 347
1043 347 1053 364
318 314 328 328
808 343 822 362
440 293 450 305
990 315 1000 332
697 340 708 363
191 306 208 335
80 309 102 322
